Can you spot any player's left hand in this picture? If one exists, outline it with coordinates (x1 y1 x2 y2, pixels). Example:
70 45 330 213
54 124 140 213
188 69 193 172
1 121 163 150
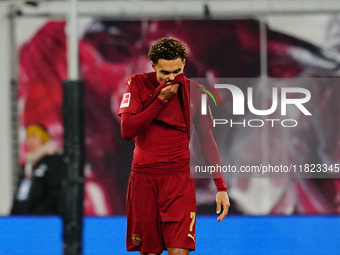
216 191 230 222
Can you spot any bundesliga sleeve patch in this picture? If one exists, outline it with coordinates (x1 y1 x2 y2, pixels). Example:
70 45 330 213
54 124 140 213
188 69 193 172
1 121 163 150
120 92 131 108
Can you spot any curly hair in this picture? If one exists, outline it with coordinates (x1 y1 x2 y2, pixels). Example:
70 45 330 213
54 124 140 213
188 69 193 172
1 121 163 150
148 37 188 64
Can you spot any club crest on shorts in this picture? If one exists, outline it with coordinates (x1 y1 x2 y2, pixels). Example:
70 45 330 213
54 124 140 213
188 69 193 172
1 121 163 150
132 234 142 246
120 92 131 108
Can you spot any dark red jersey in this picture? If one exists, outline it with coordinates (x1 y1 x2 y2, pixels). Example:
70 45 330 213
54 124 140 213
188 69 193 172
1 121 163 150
119 72 227 191
119 72 191 173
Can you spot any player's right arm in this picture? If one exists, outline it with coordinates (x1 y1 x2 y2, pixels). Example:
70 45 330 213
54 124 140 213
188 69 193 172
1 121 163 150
119 76 179 141
120 100 165 141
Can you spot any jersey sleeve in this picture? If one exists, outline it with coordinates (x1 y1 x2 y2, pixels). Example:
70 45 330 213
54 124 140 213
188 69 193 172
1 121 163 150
199 103 214 130
118 75 143 116
192 85 227 191
193 88 214 131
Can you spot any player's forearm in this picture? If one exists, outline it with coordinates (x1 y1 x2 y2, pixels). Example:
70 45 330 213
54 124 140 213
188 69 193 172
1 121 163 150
199 129 227 191
121 97 166 141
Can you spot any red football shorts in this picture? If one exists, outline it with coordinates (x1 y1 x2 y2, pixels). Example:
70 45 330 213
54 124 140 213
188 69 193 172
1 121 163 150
126 171 197 253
